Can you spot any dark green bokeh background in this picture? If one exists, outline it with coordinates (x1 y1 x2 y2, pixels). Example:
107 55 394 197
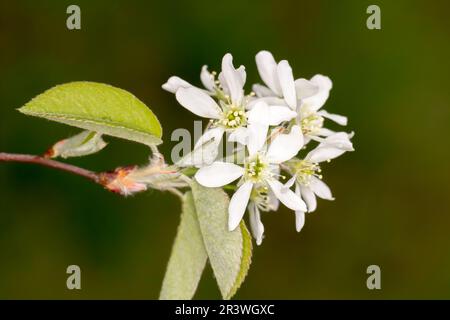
1 0 449 299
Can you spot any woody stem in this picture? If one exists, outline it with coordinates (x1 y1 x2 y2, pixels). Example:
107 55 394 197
0 152 100 183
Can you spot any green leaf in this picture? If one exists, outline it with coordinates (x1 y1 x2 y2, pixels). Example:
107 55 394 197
191 180 253 300
159 192 208 300
18 81 162 146
47 130 107 159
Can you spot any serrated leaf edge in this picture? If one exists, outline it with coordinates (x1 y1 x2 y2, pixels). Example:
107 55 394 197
225 221 253 300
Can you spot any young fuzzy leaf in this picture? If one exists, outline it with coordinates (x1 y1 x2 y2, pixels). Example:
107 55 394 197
18 82 162 146
46 130 107 159
159 192 208 300
191 180 253 300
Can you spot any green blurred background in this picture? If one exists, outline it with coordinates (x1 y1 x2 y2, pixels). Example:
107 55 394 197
1 0 449 299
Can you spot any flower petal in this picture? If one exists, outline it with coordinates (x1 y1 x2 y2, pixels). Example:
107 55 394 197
302 74 333 110
228 181 253 231
221 53 245 105
228 127 248 145
218 71 229 94
195 162 244 187
295 211 305 232
200 65 215 92
294 184 306 232
267 179 307 211
194 127 224 149
317 128 336 137
267 188 280 211
252 84 275 97
320 132 354 151
295 78 319 100
268 106 297 125
249 202 264 245
277 60 297 109
300 185 317 212
237 65 247 84
284 175 297 189
309 176 334 200
255 50 282 95
247 101 271 125
177 127 224 168
266 125 304 164
176 87 221 119
247 96 287 110
312 74 333 91
306 146 346 163
247 122 268 157
318 110 348 126
162 76 192 93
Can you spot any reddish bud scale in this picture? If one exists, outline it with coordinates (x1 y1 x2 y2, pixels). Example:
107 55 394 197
100 166 147 196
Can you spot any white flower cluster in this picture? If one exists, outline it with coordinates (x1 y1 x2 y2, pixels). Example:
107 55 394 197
163 50 354 245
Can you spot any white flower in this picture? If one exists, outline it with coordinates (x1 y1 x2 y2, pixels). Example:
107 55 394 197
253 50 348 143
284 131 354 232
295 75 348 142
195 125 307 232
284 160 333 233
164 53 296 167
162 50 355 244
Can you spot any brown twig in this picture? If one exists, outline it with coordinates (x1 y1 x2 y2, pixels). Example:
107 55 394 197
0 152 186 197
0 152 100 183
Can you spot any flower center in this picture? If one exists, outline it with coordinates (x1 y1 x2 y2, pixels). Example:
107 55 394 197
300 110 324 135
220 106 247 129
293 160 322 185
244 155 267 182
